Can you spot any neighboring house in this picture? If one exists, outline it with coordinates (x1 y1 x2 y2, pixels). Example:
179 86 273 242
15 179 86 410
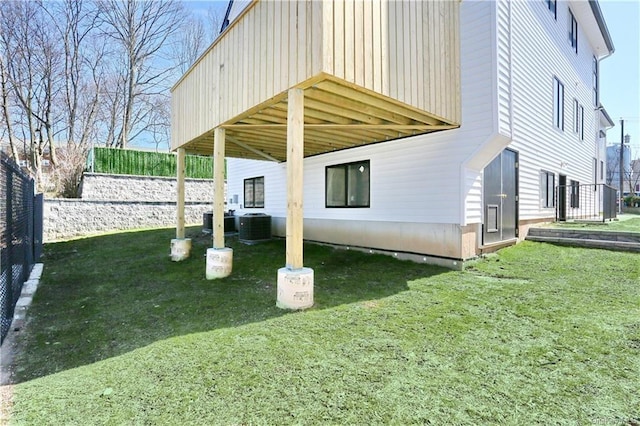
170 0 614 306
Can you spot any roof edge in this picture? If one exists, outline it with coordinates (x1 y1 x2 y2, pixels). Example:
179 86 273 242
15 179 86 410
598 104 615 128
589 0 615 54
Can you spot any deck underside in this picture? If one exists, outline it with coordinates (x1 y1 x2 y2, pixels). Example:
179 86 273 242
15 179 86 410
182 74 458 161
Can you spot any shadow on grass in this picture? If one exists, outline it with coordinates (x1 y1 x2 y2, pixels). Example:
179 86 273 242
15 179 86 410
14 226 448 383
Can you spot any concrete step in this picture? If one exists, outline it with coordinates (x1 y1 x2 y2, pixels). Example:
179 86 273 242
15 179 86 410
527 228 640 243
526 228 640 253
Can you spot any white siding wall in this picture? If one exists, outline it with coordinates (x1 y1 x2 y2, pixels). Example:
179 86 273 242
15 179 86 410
225 0 609 257
508 0 602 221
496 0 513 138
228 2 498 231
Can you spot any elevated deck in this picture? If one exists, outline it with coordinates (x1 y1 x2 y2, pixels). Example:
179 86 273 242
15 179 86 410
171 0 461 160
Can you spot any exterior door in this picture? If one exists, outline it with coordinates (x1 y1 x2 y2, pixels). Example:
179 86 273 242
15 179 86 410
483 149 518 245
557 174 567 221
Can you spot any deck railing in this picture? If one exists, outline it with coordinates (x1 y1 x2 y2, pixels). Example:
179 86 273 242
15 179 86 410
555 183 617 222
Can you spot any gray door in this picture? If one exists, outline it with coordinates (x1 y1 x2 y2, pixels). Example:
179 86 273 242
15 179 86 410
483 149 518 245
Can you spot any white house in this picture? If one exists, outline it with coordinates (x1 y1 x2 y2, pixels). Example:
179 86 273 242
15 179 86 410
169 0 614 308
224 0 614 261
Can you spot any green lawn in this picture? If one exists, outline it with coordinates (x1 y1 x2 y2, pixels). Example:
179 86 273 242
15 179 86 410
7 227 640 425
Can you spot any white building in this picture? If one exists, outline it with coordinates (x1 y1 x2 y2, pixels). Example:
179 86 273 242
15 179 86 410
221 0 614 267
169 0 615 308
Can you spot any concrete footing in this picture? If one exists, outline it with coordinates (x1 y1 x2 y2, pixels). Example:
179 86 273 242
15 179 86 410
170 238 192 261
206 247 233 279
276 267 314 310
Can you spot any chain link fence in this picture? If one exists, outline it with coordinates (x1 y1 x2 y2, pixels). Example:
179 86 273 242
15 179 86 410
1 151 43 344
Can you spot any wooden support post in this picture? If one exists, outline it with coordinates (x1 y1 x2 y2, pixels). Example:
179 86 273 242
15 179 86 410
277 88 313 309
213 127 226 249
207 127 233 279
171 147 191 262
176 148 186 239
286 88 304 270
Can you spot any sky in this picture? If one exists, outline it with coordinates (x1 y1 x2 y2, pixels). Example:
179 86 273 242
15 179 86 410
598 0 640 156
183 0 640 158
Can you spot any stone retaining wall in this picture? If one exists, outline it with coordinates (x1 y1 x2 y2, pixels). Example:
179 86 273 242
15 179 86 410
44 199 209 242
80 173 213 202
44 173 214 242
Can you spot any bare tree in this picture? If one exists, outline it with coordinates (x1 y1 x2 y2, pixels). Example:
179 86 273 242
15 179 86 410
625 158 640 197
0 53 19 161
97 0 185 149
45 0 102 148
0 1 52 185
172 15 208 75
171 3 225 75
1 1 103 193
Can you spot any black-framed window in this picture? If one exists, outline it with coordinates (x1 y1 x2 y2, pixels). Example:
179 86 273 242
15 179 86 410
579 105 584 140
541 170 555 208
592 56 599 105
569 9 578 53
600 160 604 180
546 0 557 19
244 176 264 208
570 180 580 208
553 77 564 130
326 160 370 207
573 99 579 134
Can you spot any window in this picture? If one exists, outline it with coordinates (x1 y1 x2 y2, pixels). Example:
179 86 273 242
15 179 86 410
579 105 584 140
600 160 604 180
593 158 598 188
546 0 557 19
573 99 579 134
592 56 599 105
326 160 370 207
570 180 580 208
541 171 555 208
569 10 578 53
244 176 264 208
553 77 564 130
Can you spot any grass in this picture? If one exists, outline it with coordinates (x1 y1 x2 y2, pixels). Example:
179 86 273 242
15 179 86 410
6 227 640 425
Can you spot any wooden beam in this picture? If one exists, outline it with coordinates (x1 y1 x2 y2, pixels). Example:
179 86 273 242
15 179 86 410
286 88 304 270
213 127 226 249
227 136 281 162
223 124 456 130
305 87 412 124
176 147 186 239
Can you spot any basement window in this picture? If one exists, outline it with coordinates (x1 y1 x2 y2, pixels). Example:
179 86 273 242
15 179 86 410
540 170 555 208
326 160 370 208
244 176 264 208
